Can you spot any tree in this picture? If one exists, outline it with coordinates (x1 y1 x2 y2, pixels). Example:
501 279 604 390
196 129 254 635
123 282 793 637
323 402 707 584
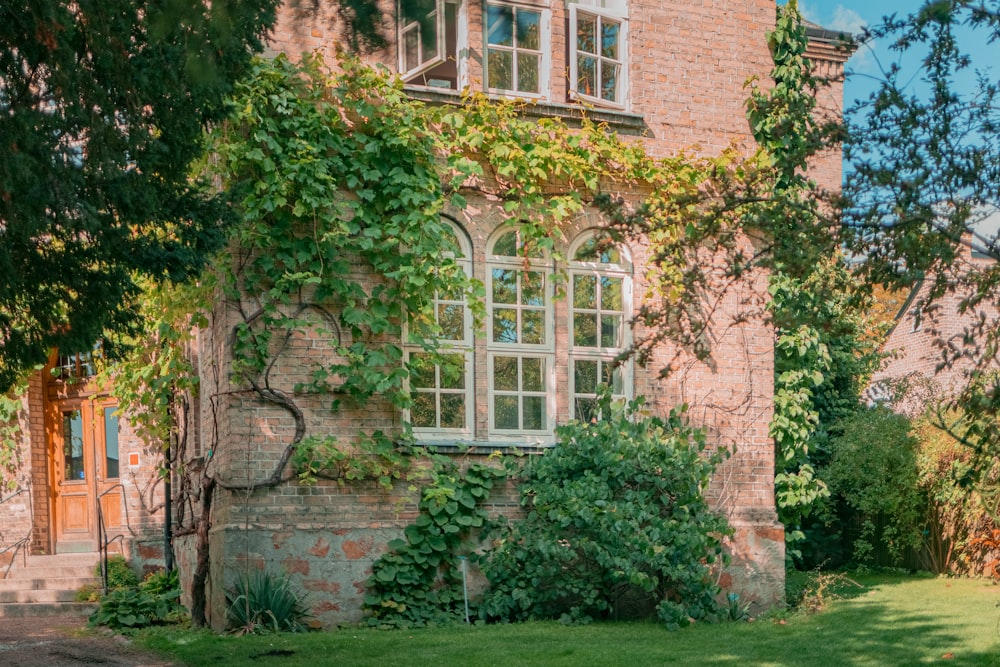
844 2 1000 483
0 0 277 392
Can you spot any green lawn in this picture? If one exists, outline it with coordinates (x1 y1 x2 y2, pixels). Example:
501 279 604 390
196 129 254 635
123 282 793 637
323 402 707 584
136 575 1000 666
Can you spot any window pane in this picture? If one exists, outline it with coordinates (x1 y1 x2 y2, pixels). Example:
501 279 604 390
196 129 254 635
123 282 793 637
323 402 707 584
522 357 543 391
605 364 624 394
521 271 545 306
439 354 466 389
487 4 514 46
488 49 514 90
601 61 620 102
492 231 518 257
601 314 621 347
575 359 598 393
516 10 540 50
601 19 619 59
410 353 436 388
495 395 519 429
576 397 598 422
440 394 466 429
518 53 539 93
411 392 437 427
522 396 545 430
577 13 596 54
63 410 85 481
493 307 518 343
578 54 597 97
439 303 465 340
601 276 623 310
494 356 518 391
574 313 598 347
404 28 420 72
574 275 597 309
105 408 119 479
492 268 517 303
522 309 544 344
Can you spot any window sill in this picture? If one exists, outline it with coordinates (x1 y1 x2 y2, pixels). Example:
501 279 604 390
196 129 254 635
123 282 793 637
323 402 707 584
403 86 647 135
414 439 554 454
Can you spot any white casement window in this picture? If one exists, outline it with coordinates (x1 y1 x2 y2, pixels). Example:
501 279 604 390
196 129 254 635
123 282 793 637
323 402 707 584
405 219 474 438
568 0 628 109
398 0 465 90
485 2 550 98
487 228 555 437
568 232 632 420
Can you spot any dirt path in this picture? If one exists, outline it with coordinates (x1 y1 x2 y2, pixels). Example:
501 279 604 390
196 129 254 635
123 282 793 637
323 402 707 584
0 614 175 667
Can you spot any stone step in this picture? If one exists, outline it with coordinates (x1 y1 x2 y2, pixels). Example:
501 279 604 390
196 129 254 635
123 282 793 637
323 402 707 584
0 588 83 603
25 553 100 568
0 601 96 619
3 564 98 580
0 576 98 592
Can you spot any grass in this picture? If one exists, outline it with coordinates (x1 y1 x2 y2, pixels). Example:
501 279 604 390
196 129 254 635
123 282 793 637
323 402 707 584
135 574 1000 666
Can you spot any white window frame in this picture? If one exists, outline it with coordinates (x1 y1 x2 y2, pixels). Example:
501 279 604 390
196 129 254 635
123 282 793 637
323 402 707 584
567 231 633 420
398 0 447 80
398 0 468 89
568 0 629 110
404 219 475 440
484 1 552 100
486 227 556 439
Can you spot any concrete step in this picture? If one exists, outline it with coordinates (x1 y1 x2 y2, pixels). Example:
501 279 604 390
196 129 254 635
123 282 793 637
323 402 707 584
0 576 98 592
0 601 96 619
0 588 83 603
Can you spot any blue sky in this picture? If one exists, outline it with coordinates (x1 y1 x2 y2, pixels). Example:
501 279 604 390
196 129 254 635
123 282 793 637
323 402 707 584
793 1 998 108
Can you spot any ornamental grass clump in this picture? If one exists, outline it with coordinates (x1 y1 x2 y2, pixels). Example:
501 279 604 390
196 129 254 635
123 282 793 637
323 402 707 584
226 569 311 634
479 394 731 629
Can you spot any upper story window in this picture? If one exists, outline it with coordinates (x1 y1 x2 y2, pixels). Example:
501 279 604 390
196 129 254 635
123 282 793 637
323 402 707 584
405 219 474 438
399 0 463 90
487 227 555 437
485 2 550 98
568 0 628 109
568 233 632 420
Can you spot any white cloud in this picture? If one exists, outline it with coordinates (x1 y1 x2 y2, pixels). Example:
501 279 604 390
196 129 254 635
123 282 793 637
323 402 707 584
829 7 867 35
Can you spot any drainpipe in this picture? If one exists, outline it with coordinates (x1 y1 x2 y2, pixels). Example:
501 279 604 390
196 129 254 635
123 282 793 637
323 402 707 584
164 438 173 571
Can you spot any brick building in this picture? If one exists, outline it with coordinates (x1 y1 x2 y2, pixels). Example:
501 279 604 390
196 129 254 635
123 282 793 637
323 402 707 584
1 1 853 628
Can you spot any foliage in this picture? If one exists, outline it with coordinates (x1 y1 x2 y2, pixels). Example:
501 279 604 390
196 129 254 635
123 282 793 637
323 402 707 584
0 379 27 492
912 411 997 575
785 568 862 614
820 408 924 566
0 0 277 393
479 396 730 630
844 2 1000 486
363 460 505 628
292 431 416 490
90 567 184 631
226 569 310 634
99 555 141 591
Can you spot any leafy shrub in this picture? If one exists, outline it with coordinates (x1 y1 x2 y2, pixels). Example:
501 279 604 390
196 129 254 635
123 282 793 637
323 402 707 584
479 396 730 630
98 555 140 590
89 568 184 630
226 570 310 634
820 407 923 566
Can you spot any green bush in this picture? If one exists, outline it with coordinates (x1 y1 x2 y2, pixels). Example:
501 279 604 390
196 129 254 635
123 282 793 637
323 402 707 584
479 396 730 629
226 570 310 634
820 407 923 566
97 554 140 590
89 568 184 631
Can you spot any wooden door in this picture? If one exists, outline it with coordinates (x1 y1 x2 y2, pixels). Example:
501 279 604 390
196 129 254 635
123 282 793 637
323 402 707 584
49 398 123 553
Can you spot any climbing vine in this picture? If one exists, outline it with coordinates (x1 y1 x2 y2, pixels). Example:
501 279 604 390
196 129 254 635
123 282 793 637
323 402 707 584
363 460 505 627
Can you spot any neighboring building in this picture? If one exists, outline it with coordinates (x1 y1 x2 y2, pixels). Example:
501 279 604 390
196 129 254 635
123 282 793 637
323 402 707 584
1 2 854 627
870 213 1000 414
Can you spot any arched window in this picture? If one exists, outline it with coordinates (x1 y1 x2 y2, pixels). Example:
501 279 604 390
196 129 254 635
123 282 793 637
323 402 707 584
486 227 554 436
568 232 632 420
405 218 474 438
